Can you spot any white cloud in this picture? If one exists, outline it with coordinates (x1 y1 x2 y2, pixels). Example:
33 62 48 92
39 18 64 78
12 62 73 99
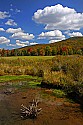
68 32 83 37
7 40 29 47
15 40 38 47
11 32 35 40
7 44 16 47
10 4 13 7
16 42 27 47
0 36 10 44
16 40 29 47
10 6 21 13
6 27 34 41
21 41 29 44
10 8 13 11
0 28 5 32
49 39 62 43
6 28 23 33
30 42 38 45
5 19 17 26
0 11 10 19
33 4 83 30
38 30 65 40
15 9 21 13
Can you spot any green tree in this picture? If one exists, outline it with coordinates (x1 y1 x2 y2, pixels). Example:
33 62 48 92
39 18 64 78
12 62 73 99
52 48 57 55
76 49 82 55
45 46 51 56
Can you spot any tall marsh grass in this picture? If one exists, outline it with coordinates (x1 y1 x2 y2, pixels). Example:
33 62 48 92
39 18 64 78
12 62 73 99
0 55 83 103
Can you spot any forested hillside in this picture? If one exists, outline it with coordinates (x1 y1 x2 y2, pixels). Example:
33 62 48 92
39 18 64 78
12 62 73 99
0 37 83 56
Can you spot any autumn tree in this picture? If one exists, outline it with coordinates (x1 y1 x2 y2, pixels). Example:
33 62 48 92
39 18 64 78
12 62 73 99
45 46 51 56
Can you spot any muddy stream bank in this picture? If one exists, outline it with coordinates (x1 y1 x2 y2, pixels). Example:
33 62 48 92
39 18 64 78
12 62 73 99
0 81 83 125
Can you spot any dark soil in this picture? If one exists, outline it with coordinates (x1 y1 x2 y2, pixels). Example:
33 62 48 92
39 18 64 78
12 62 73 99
0 84 83 125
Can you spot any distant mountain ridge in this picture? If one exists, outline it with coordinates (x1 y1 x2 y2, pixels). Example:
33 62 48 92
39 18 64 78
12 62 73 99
18 36 83 51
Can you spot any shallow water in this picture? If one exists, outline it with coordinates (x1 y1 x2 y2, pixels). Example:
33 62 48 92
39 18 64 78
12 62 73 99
0 82 83 125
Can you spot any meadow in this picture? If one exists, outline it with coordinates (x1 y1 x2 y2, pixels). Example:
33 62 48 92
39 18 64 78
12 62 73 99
0 55 83 104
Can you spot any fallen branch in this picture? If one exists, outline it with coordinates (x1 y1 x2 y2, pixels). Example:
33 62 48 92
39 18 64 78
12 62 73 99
20 99 42 119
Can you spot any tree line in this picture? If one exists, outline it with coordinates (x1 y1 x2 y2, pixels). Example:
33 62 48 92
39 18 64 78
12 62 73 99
0 46 83 56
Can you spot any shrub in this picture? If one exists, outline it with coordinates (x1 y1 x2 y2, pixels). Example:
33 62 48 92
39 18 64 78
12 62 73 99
13 67 23 75
4 68 12 74
69 62 83 82
25 68 34 76
37 69 44 77
51 65 61 72
0 70 5 76
61 64 68 74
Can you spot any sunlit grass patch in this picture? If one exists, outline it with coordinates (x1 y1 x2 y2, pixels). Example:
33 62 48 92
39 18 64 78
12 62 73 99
0 75 42 83
52 89 66 98
28 81 41 86
0 56 54 61
40 89 66 99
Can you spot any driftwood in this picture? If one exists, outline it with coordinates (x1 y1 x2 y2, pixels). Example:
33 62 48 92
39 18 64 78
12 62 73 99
4 88 14 95
20 99 42 119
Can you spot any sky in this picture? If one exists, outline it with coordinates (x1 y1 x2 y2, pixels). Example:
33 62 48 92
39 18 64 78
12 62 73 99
0 0 83 49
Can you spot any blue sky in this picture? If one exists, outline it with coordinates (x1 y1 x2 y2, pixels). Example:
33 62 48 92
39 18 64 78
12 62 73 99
0 0 83 49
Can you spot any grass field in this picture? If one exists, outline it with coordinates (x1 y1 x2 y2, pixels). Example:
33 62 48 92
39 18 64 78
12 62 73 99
0 55 83 82
0 56 54 60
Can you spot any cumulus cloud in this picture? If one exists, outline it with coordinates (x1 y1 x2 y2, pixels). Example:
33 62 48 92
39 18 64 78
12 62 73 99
6 27 35 41
33 4 83 30
0 11 10 19
38 30 65 40
5 19 17 26
49 40 62 43
0 28 5 32
30 42 38 45
0 36 10 44
16 42 27 47
6 28 23 33
9 40 38 48
68 32 83 37
11 32 35 40
16 40 29 47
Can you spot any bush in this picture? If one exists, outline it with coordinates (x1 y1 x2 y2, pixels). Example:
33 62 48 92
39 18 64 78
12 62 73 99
61 64 68 74
69 62 83 82
0 70 5 76
25 68 35 76
51 65 61 72
4 68 12 74
37 69 44 77
13 68 23 75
